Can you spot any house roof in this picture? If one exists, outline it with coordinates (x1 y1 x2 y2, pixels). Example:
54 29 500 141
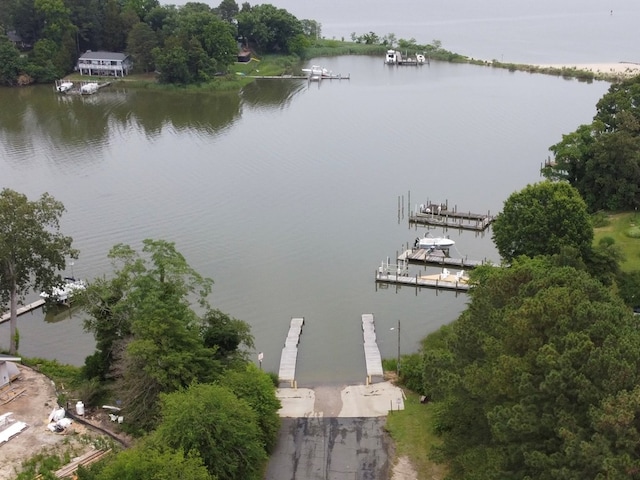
79 51 129 61
7 31 23 43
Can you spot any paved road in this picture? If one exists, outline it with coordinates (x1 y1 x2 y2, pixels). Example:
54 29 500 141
265 417 390 480
265 382 404 480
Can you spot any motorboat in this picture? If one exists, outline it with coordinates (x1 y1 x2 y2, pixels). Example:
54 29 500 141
415 234 455 250
416 53 426 64
385 50 398 65
40 277 87 303
80 82 99 95
56 81 74 93
302 65 332 78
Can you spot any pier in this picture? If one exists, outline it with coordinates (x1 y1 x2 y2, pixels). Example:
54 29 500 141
375 261 471 292
246 73 350 80
278 317 305 387
398 249 490 269
361 314 384 384
409 200 494 231
0 299 46 324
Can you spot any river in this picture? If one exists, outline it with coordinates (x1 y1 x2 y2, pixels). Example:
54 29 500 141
0 7 619 384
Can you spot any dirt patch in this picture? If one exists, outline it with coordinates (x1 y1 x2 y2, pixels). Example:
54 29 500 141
0 365 107 480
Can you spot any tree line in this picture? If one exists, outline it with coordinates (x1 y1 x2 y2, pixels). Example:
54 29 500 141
0 0 318 85
389 77 640 478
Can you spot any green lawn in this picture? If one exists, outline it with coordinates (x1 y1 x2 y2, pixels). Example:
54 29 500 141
594 212 640 271
385 390 447 480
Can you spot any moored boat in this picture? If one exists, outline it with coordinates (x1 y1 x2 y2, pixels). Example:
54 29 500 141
56 81 74 93
40 277 87 303
385 50 398 64
414 234 455 250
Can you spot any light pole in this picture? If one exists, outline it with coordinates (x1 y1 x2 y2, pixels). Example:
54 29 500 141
390 320 400 376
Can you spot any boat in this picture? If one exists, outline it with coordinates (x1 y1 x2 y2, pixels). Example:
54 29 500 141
302 65 332 78
416 53 426 64
385 50 398 65
414 234 455 250
40 277 87 303
80 82 99 95
56 81 74 93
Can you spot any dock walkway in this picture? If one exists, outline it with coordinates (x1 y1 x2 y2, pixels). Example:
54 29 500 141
0 299 46 324
410 201 494 231
398 249 489 268
375 269 471 292
278 317 305 387
361 314 384 384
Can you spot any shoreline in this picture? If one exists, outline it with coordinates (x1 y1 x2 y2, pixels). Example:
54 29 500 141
529 61 640 79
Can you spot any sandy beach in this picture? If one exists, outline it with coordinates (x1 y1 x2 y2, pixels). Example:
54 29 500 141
534 61 640 79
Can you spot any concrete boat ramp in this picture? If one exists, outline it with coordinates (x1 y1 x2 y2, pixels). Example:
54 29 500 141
276 315 403 415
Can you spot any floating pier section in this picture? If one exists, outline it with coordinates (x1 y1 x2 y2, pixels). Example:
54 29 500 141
0 299 46 324
362 314 384 384
398 249 490 269
410 201 494 231
278 317 305 387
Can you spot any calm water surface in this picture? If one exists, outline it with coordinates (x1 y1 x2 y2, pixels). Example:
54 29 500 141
0 57 611 385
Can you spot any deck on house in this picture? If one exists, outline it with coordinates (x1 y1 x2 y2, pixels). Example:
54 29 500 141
361 314 384 384
278 317 305 386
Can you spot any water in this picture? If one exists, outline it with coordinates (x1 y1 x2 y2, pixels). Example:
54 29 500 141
0 17 614 385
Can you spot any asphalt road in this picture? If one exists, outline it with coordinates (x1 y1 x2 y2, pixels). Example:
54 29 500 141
265 382 404 480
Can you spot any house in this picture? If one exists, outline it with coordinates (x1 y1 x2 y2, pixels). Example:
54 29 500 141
77 51 133 77
0 355 21 389
6 31 30 50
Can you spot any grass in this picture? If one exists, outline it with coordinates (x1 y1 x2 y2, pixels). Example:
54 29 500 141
385 389 447 480
594 211 640 271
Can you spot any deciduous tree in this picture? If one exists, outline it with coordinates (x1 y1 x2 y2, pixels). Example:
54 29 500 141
0 189 76 354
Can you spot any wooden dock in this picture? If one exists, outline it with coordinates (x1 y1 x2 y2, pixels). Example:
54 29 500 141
410 201 494 231
0 299 46 324
247 74 350 80
361 314 384 384
398 249 490 269
278 317 304 387
375 267 471 292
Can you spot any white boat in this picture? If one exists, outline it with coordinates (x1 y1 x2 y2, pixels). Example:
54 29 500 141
415 234 455 250
80 82 99 95
40 277 87 303
385 50 398 64
56 81 74 93
302 65 332 78
416 53 426 64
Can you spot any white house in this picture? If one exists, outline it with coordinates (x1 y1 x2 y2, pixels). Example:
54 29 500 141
77 51 133 77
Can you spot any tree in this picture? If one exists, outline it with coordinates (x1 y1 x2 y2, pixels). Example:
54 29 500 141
0 189 76 354
0 38 25 86
216 0 238 23
236 4 302 53
152 383 267 480
83 443 213 480
127 22 158 72
218 363 281 452
492 181 593 263
424 258 640 479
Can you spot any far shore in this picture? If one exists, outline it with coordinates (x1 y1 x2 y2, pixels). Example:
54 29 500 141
530 61 640 79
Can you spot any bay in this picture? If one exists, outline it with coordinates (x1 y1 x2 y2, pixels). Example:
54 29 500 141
0 56 610 385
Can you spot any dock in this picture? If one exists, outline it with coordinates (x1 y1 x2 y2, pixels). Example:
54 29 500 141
0 299 46 324
278 317 304 387
410 201 494 231
398 249 490 269
361 314 384 384
375 262 471 292
247 73 350 80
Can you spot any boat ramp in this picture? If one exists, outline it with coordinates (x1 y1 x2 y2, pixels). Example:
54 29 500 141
410 201 494 231
276 315 392 387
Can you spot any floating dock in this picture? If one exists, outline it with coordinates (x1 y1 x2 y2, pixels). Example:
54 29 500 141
398 249 490 269
278 317 304 387
410 201 494 231
0 299 46 324
361 314 384 384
